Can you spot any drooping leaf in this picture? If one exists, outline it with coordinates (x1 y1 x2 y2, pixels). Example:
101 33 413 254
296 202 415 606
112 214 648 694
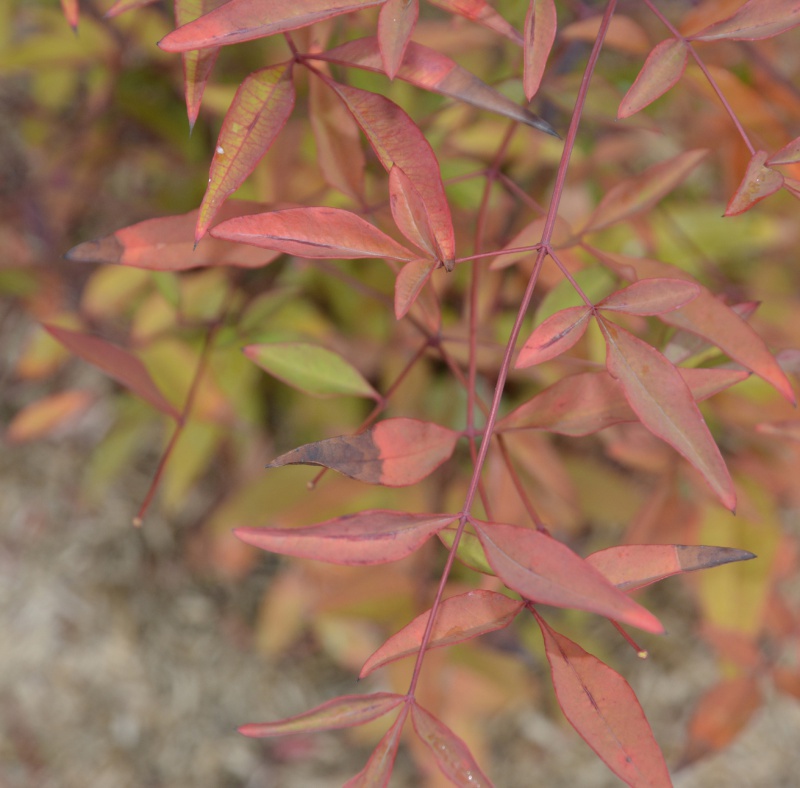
690 0 800 42
6 389 95 443
239 692 404 737
159 0 384 51
767 135 800 166
65 202 277 271
344 713 406 788
410 703 494 787
360 590 523 677
389 165 438 258
586 544 756 593
210 207 417 260
378 0 418 80
266 418 460 486
319 38 557 134
599 318 735 510
579 149 707 235
394 258 438 322
196 62 296 241
724 150 784 216
497 367 749 436
325 80 456 269
523 0 557 100
471 519 663 633
618 39 688 119
426 0 523 45
235 510 456 564
243 342 379 399
596 278 699 316
43 325 180 420
537 617 672 787
515 306 592 367
105 0 158 17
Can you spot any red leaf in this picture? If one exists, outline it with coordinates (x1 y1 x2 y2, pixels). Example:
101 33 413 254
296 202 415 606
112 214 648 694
596 278 699 316
523 0 557 100
515 306 592 368
65 202 276 271
579 149 707 235
360 590 523 677
239 692 404 737
105 0 159 17
395 258 437 320
471 519 663 633
618 39 688 119
767 135 800 166
690 0 800 42
235 510 456 565
724 150 784 216
266 418 460 486
159 0 384 51
344 713 405 788
326 80 456 270
210 207 417 260
600 319 735 510
378 0 419 80
410 703 493 787
321 38 557 135
426 0 522 45
586 544 756 593
43 325 180 420
389 165 438 258
196 62 295 241
60 0 79 29
537 617 672 787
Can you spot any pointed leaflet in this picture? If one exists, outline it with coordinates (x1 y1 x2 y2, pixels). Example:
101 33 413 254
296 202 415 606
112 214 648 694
537 616 672 788
360 590 523 677
690 0 800 42
105 0 159 17
235 510 456 565
210 207 417 260
599 318 735 510
159 0 384 51
523 0 557 100
244 342 378 399
266 418 460 486
344 713 405 788
327 80 456 270
378 0 418 80
389 165 438 258
497 367 748 436
578 149 707 235
471 519 663 633
195 62 295 242
596 278 699 316
516 306 592 368
65 202 277 271
239 692 404 737
395 258 437 320
427 0 523 45
60 0 79 28
586 544 756 593
724 150 784 216
320 37 556 135
43 326 180 419
410 703 493 787
618 39 688 119
767 135 800 165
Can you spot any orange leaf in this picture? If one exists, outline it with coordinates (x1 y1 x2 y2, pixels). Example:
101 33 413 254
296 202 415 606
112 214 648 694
395 258 437 320
537 616 672 787
6 390 95 443
239 692 404 737
378 0 419 80
690 0 800 42
599 318 735 510
725 150 784 216
60 0 79 28
596 278 699 316
471 519 664 633
196 62 295 241
523 0 557 100
266 418 460 486
389 165 439 258
618 39 688 119
360 590 523 677
515 306 592 367
235 510 456 565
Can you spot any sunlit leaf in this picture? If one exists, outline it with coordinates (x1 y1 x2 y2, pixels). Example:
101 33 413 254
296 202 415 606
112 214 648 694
378 0 418 80
618 39 688 119
537 617 672 787
596 278 699 316
586 544 756 593
724 150 784 216
515 306 592 367
196 62 295 241
690 0 800 42
471 519 663 633
360 590 523 676
266 418 460 486
244 342 379 399
235 510 456 564
523 0 556 100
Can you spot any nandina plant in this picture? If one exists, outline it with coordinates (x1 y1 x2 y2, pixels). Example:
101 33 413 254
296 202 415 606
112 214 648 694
29 0 800 784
